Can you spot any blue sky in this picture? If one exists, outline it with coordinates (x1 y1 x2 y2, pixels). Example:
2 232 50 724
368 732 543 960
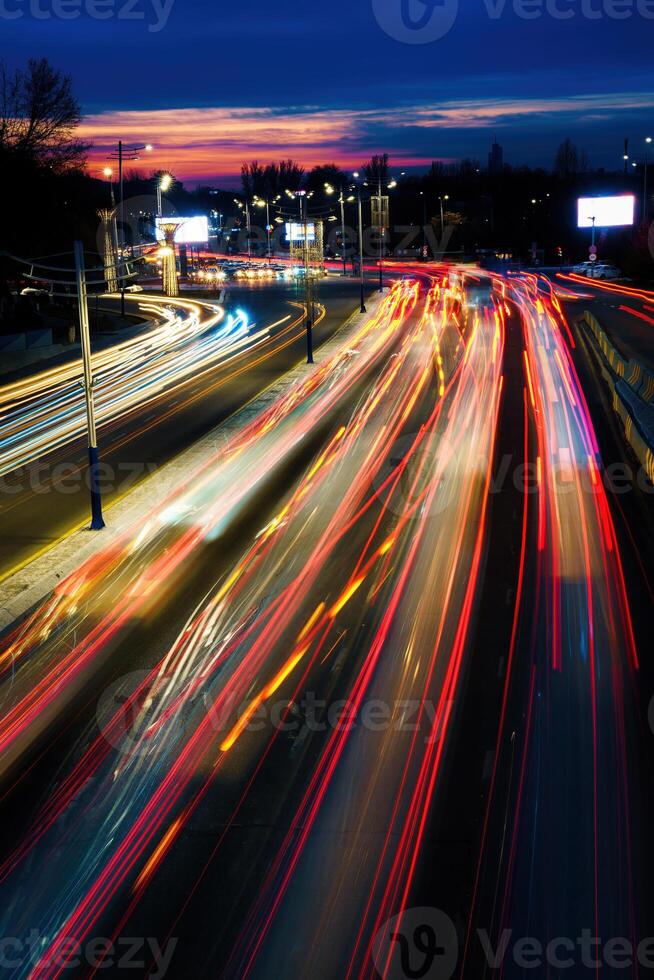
2 0 653 180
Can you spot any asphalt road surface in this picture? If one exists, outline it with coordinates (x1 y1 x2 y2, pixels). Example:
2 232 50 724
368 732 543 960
0 276 373 578
0 269 652 979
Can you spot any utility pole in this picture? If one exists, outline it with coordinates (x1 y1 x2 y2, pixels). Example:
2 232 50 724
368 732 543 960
74 241 105 530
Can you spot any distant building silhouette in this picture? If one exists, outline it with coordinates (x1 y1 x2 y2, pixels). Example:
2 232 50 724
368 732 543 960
488 140 504 175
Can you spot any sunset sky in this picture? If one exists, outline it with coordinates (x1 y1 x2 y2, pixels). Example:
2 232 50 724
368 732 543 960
3 0 654 185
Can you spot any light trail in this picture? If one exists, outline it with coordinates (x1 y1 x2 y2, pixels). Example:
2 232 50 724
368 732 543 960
464 277 641 971
0 295 236 475
0 268 644 979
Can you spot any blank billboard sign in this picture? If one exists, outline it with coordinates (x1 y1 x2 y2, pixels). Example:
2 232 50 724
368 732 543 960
155 216 209 244
577 196 635 228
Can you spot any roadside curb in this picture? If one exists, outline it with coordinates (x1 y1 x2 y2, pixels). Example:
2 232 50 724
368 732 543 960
0 293 383 633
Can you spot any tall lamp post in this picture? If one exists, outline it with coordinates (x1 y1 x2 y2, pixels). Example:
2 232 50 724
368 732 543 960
420 191 427 258
645 137 652 219
110 140 153 317
339 187 347 276
253 195 279 261
102 167 115 207
373 176 396 291
157 172 173 218
325 182 348 277
438 194 450 239
74 242 105 530
352 174 367 314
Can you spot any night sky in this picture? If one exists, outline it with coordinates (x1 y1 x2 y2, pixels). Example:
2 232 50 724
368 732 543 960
3 0 653 184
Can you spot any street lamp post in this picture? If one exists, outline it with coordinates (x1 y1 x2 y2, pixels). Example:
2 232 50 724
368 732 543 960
157 172 173 219
254 197 273 261
357 185 366 314
294 190 313 364
266 199 271 261
340 186 347 276
645 137 652 218
103 167 115 207
420 191 427 258
374 177 397 291
439 194 450 239
378 177 383 291
111 140 152 317
74 241 105 531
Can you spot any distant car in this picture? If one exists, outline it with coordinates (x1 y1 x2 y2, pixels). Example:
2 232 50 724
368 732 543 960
589 263 622 280
572 261 621 280
20 286 50 297
124 284 144 293
573 261 595 276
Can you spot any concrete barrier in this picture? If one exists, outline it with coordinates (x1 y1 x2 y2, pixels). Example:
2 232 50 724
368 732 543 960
580 310 654 485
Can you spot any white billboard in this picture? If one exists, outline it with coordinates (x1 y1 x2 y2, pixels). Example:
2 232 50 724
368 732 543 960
286 222 316 243
155 216 209 244
577 195 635 229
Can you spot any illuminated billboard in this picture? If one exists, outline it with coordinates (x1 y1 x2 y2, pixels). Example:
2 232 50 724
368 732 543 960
577 195 635 229
155 216 209 244
285 222 316 243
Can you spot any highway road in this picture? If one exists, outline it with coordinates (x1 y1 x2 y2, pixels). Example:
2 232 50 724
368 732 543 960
0 269 651 978
0 277 372 578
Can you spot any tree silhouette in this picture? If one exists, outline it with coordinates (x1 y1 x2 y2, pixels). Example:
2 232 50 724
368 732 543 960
0 58 86 171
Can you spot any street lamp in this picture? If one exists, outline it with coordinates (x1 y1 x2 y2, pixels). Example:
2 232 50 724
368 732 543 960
438 194 450 238
372 174 396 292
351 174 367 313
102 167 115 207
253 196 276 261
234 198 252 259
157 172 173 218
645 137 652 218
109 140 153 316
326 183 349 277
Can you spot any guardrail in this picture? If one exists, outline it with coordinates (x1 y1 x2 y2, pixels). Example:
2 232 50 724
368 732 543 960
580 310 654 483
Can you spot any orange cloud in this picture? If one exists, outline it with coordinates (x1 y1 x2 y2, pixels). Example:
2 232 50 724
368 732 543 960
80 105 429 183
80 92 654 183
